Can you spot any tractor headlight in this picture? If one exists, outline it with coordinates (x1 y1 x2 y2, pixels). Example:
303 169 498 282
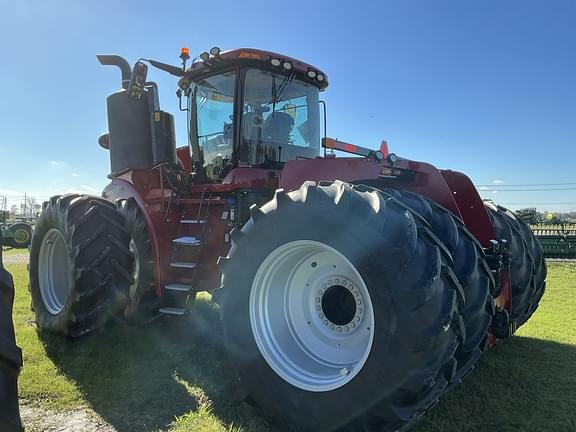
307 70 317 79
317 73 325 82
283 61 293 70
210 47 221 56
200 51 210 61
271 58 281 67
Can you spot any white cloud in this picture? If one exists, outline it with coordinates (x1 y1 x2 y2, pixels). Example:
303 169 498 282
479 186 488 191
492 179 504 184
492 190 498 194
49 160 65 167
71 173 80 177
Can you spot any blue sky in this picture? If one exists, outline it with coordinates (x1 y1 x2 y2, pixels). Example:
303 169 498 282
1 0 575 212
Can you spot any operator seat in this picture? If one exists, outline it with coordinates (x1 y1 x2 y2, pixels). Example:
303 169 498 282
263 112 294 145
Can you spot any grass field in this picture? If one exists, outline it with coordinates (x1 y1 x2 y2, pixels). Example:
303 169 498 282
6 260 576 432
2 246 29 255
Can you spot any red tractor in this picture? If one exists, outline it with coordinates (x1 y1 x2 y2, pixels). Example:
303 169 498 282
29 47 546 431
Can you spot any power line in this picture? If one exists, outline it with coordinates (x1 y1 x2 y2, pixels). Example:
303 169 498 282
479 188 576 192
475 182 576 187
495 202 576 205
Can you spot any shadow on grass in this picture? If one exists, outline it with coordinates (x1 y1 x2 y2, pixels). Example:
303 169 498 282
39 296 277 432
39 297 576 432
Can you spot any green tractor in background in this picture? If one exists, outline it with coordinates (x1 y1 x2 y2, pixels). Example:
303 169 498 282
0 198 33 249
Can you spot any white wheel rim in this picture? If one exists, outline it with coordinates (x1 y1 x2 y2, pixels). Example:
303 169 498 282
250 240 375 392
38 228 71 315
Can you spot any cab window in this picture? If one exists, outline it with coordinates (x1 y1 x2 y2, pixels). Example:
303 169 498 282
194 71 236 180
240 69 320 166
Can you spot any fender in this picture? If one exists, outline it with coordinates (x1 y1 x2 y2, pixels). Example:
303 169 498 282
280 157 461 216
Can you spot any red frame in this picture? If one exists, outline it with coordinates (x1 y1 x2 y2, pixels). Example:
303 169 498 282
103 152 511 346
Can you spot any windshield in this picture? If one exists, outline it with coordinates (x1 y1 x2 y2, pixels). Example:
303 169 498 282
193 70 236 180
239 69 320 166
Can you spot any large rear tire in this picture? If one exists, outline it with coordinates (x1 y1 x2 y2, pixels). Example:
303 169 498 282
383 189 494 386
117 198 159 323
6 223 32 249
220 181 463 431
0 235 23 432
29 195 133 337
484 203 546 326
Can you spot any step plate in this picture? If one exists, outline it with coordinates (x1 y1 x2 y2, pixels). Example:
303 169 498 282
165 283 193 293
170 261 197 269
173 236 202 246
159 307 186 316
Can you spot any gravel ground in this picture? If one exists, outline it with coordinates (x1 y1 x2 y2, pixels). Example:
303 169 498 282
20 404 117 432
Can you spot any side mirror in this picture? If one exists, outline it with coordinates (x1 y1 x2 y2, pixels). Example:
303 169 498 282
127 62 148 100
98 133 110 150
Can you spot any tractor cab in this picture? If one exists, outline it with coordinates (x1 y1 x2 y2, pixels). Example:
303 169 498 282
179 49 327 181
97 48 328 183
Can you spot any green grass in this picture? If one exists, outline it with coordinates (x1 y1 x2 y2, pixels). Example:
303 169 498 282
7 262 576 432
2 246 29 255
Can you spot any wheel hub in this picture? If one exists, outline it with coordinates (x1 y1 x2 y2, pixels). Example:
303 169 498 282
316 279 365 334
250 240 375 392
13 229 29 244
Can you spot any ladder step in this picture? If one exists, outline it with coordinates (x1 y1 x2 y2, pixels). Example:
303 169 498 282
181 219 207 224
165 283 193 293
170 261 197 269
159 307 186 316
173 236 202 246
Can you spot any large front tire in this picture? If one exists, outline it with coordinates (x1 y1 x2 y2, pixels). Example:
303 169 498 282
29 195 133 337
220 181 463 431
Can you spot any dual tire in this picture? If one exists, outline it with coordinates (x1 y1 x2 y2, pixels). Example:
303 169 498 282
28 194 176 336
116 198 159 323
29 195 133 337
383 189 494 386
484 202 546 326
220 181 466 431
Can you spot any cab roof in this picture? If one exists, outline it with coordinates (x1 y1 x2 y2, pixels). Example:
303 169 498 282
179 48 329 90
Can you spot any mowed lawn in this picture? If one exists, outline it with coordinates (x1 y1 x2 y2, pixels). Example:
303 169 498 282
6 259 576 432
